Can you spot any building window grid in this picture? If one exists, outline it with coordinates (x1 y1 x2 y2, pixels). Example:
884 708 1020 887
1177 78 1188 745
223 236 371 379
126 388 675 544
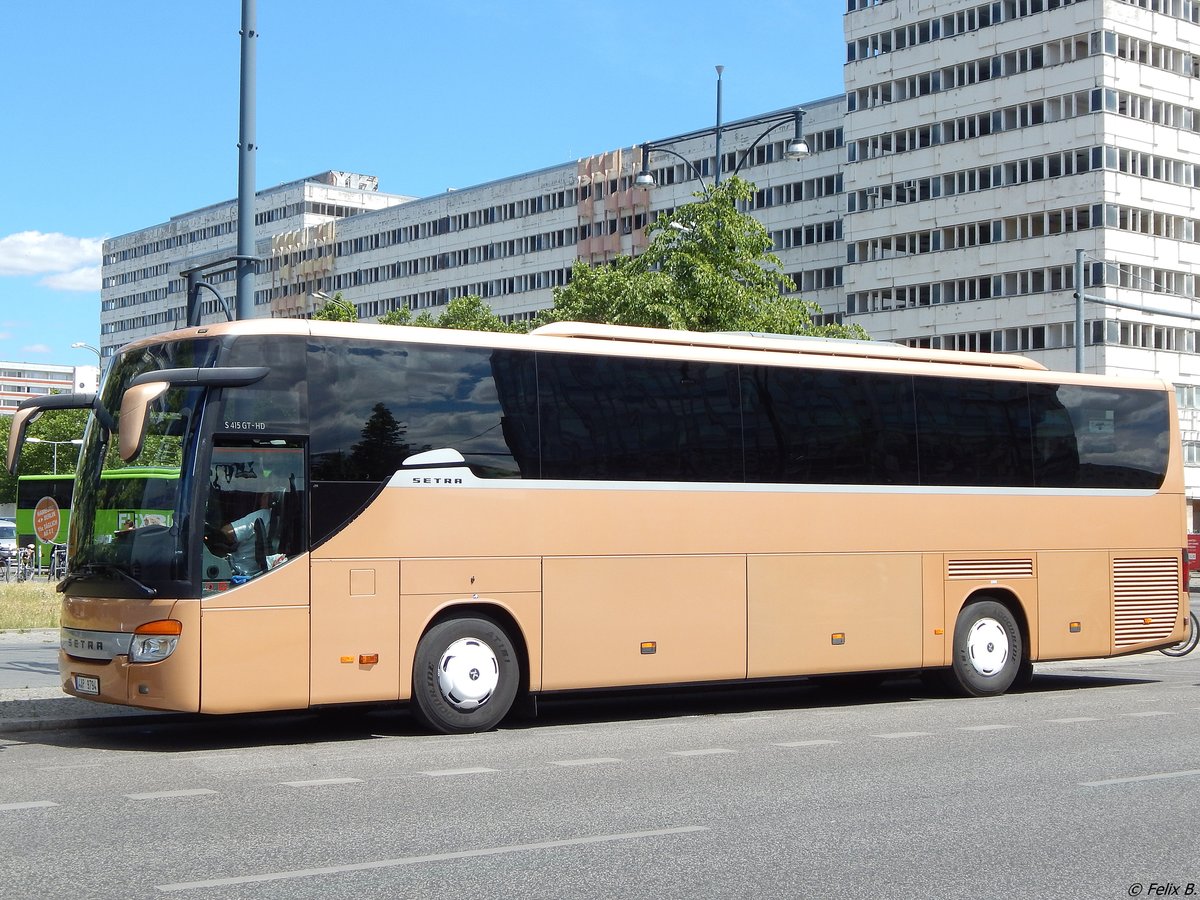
846 0 1090 62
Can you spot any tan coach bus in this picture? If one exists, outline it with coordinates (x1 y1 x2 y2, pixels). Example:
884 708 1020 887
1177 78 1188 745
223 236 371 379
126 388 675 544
7 319 1188 733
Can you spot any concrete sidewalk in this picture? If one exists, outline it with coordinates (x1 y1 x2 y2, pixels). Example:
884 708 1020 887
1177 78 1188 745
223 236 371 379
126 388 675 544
0 629 175 733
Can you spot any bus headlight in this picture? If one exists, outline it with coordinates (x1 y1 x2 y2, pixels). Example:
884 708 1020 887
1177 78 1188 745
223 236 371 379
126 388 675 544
129 620 182 663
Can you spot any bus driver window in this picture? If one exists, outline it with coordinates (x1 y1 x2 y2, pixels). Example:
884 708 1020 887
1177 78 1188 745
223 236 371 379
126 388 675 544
202 441 305 592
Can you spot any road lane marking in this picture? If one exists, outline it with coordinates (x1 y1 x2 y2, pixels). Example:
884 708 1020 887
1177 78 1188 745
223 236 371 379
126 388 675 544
870 731 934 739
421 767 498 777
550 757 623 767
773 740 842 748
156 825 709 892
0 801 57 811
957 725 1014 732
1045 717 1100 723
126 789 218 801
1081 769 1200 787
1121 711 1175 718
669 748 736 757
280 778 363 788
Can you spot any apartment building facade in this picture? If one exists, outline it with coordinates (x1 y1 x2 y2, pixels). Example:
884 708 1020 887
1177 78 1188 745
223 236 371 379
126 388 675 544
99 0 1200 519
0 362 98 416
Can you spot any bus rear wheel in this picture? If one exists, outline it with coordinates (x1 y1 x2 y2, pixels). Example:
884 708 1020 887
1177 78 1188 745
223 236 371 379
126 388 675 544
411 615 519 734
949 598 1023 697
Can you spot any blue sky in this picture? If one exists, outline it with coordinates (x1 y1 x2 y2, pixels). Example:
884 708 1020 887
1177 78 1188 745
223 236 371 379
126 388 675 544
0 1 847 367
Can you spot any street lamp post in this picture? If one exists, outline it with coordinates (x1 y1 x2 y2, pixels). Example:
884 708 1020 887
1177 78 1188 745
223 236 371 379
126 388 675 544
714 65 724 187
635 69 809 194
70 342 101 365
25 438 84 475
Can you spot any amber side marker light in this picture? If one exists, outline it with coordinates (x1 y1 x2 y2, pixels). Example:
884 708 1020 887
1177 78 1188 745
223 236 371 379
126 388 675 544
1070 622 1082 633
359 654 379 665
640 642 656 655
831 633 846 646
135 620 182 636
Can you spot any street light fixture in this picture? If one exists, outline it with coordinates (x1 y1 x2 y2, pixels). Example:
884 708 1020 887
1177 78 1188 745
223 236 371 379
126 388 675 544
71 341 101 364
25 438 84 475
636 106 808 193
635 68 809 193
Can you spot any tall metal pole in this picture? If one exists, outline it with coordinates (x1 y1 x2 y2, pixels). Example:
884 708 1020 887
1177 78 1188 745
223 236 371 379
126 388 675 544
1074 248 1086 373
713 65 724 187
235 0 258 320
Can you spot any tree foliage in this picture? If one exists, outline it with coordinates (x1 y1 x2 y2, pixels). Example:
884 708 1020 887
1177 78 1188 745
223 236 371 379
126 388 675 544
544 176 867 338
379 296 524 333
311 291 358 322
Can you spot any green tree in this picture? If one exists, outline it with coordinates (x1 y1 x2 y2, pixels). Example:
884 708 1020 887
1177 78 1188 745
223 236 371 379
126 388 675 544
544 175 867 338
379 295 525 333
311 291 358 322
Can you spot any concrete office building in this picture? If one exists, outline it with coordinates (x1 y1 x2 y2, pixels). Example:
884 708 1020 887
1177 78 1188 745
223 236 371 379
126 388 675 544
0 362 98 416
99 0 1200 520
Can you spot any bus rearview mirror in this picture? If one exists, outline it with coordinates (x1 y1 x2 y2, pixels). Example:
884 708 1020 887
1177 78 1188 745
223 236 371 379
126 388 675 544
119 382 170 463
5 406 40 476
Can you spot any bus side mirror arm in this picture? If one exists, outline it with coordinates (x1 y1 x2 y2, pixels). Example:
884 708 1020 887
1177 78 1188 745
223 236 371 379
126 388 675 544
119 366 270 462
6 392 97 476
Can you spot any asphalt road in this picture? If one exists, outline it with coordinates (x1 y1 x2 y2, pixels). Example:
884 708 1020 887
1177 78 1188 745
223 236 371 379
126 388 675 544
1 650 1198 900
0 629 59 690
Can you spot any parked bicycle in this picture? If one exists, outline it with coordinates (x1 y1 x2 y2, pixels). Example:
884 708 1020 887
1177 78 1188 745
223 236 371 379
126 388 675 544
1159 609 1200 657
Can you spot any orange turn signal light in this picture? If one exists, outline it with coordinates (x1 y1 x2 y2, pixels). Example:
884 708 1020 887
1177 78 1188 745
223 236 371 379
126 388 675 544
640 642 656 655
831 633 846 645
340 656 355 664
134 620 182 636
359 654 379 665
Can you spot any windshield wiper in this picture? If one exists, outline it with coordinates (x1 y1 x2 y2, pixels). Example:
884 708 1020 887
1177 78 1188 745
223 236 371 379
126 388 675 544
59 564 157 598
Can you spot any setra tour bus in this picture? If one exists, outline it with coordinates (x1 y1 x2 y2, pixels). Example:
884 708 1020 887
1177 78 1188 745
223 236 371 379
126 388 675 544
5 318 1188 734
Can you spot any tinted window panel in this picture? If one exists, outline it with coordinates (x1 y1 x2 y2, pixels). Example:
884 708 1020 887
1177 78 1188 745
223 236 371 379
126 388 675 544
308 340 537 482
221 335 308 431
915 377 1034 486
1030 384 1168 489
742 367 918 484
537 353 742 481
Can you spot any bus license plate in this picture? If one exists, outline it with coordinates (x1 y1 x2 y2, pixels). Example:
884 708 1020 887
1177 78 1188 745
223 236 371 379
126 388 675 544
73 674 100 696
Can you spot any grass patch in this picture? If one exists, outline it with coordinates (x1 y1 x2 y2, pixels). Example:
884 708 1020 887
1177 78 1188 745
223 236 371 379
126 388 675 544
0 579 60 631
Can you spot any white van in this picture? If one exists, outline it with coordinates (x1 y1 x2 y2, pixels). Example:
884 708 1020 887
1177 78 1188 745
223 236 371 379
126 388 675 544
0 519 15 556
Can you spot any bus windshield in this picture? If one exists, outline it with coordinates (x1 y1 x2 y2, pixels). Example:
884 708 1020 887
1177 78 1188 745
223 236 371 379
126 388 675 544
68 338 218 596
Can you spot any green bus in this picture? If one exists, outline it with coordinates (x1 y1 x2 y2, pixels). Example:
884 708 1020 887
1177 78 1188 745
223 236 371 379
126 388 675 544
16 468 178 565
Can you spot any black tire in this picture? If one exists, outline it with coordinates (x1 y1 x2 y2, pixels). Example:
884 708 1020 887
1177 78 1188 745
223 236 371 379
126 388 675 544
411 615 520 734
1159 610 1200 658
949 598 1023 697
1010 654 1035 691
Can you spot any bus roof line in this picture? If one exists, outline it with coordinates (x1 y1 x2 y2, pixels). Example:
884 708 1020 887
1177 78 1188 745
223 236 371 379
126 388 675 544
528 322 1047 371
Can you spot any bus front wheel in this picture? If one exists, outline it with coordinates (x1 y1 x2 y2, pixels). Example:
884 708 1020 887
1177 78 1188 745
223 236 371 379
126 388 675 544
949 598 1023 697
411 615 519 734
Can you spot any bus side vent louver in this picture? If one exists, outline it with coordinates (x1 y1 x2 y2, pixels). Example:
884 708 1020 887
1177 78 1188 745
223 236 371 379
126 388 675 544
1113 557 1179 648
946 559 1034 580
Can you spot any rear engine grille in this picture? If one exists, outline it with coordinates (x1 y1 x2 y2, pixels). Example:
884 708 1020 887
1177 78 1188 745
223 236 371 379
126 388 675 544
1113 557 1180 648
947 558 1034 580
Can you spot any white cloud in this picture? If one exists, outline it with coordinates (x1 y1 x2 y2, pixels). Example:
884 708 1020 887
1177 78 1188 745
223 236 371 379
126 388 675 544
40 265 101 292
0 231 103 278
21 343 52 355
